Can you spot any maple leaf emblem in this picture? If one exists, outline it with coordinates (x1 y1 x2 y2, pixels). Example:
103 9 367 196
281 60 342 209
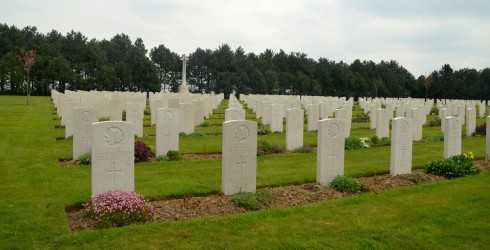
234 125 249 142
80 111 92 124
328 123 339 138
104 127 124 146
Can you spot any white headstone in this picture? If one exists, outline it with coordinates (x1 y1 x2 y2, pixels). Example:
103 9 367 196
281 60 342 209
444 116 462 158
91 121 134 196
376 109 389 139
466 108 476 136
261 101 272 125
108 99 123 121
150 100 163 126
390 117 413 175
225 108 245 121
126 102 144 137
335 107 350 138
440 108 448 133
64 101 80 138
286 108 304 150
408 108 422 141
73 107 98 160
222 120 257 195
307 104 319 131
317 119 345 186
270 104 284 132
156 108 179 156
179 103 194 134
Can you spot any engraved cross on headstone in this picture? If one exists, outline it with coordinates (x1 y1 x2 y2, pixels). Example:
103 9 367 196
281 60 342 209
235 155 247 176
401 143 408 160
107 162 122 186
163 129 172 143
329 148 337 165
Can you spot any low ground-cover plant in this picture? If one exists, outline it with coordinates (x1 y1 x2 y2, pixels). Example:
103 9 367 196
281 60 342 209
345 137 366 150
134 141 155 163
424 117 441 127
425 152 479 178
257 140 285 156
331 176 364 193
75 153 91 165
179 132 205 137
231 190 276 211
99 116 111 122
293 146 315 153
157 150 182 162
257 127 271 135
352 112 370 123
83 190 154 228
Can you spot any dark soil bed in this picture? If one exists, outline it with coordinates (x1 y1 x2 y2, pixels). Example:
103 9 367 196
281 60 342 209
67 169 448 232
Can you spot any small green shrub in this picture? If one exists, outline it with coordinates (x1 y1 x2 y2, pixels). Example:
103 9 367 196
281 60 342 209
156 155 167 162
257 127 271 135
257 140 284 156
425 154 479 178
431 106 439 115
408 172 428 184
75 153 91 165
144 110 150 115
179 132 187 137
83 190 154 228
231 190 276 211
166 150 181 161
345 137 364 150
99 116 111 122
352 112 370 123
367 136 390 147
331 176 364 193
424 117 441 127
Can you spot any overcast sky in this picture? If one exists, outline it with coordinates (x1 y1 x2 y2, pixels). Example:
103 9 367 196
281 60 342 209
2 0 489 76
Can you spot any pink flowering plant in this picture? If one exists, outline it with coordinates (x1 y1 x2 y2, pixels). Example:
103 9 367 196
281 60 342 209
83 190 154 228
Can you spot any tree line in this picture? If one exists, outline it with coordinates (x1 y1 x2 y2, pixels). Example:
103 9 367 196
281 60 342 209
1 23 489 100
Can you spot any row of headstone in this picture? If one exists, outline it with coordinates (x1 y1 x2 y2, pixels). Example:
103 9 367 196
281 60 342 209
89 114 482 197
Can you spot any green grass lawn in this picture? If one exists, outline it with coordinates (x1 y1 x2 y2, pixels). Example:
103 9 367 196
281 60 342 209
0 95 489 249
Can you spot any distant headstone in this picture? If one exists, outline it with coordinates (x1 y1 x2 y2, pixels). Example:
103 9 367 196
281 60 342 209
179 103 194 134
91 121 134 196
317 119 345 186
376 109 389 139
73 107 98 160
440 108 448 133
225 108 245 121
335 107 350 138
466 108 476 136
126 102 144 137
286 108 304 150
390 117 413 175
222 120 257 195
307 104 319 131
150 100 163 126
108 99 123 121
261 101 272 125
64 101 80 138
156 108 179 156
270 104 284 132
444 116 462 158
408 108 422 141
